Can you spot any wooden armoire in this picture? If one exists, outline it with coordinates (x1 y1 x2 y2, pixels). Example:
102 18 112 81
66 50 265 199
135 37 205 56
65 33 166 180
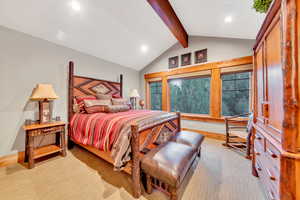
252 0 300 199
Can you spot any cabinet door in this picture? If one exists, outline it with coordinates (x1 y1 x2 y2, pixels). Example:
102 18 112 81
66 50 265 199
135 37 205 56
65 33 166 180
255 44 265 126
264 20 283 141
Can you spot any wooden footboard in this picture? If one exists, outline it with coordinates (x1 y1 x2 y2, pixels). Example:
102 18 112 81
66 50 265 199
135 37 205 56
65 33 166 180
67 61 181 198
130 113 181 198
68 114 180 198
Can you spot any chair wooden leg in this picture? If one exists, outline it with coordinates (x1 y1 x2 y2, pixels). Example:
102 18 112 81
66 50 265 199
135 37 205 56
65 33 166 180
146 174 153 194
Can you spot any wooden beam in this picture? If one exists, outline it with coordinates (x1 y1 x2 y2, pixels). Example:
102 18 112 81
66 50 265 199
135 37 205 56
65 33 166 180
147 0 188 48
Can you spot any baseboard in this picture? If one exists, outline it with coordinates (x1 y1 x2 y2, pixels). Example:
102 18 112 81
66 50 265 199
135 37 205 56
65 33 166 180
0 151 26 168
0 140 67 168
0 153 19 167
182 128 226 141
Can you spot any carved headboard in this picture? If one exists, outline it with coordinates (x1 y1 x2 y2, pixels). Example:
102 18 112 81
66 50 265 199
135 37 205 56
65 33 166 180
68 61 123 123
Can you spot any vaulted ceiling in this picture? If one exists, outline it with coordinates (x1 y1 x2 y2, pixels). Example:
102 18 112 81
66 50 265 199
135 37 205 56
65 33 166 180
0 0 265 70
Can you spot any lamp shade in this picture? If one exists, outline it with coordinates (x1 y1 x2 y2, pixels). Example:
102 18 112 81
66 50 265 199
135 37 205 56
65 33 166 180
130 89 140 98
30 84 59 100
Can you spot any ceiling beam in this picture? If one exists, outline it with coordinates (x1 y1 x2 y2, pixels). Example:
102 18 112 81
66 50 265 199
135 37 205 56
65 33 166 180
147 0 188 48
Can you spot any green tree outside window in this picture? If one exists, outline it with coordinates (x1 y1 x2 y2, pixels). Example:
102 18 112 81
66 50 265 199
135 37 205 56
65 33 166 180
169 76 211 114
222 72 251 116
150 81 162 110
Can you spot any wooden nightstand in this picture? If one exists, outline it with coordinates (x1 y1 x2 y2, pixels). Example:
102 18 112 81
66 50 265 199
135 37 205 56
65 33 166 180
23 121 66 169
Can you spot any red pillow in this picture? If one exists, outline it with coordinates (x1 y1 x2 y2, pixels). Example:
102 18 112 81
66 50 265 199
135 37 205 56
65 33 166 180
112 94 121 98
75 96 96 113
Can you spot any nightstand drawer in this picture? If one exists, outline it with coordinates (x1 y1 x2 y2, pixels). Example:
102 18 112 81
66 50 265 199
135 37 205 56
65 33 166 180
40 126 64 134
29 126 64 136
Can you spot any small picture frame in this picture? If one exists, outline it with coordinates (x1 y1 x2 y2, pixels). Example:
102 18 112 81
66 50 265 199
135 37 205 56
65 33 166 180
195 49 207 64
181 53 191 66
168 56 179 69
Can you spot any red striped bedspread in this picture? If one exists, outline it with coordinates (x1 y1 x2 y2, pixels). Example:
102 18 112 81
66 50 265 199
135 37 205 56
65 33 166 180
70 110 177 169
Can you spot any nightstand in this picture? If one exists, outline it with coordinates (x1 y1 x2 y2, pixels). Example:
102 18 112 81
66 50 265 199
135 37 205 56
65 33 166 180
23 121 66 169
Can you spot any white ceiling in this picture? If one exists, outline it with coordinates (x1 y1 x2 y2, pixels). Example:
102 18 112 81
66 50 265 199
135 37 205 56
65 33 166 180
170 0 265 39
0 0 264 70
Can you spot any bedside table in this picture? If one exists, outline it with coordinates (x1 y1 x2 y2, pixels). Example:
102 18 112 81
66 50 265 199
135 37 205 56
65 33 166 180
23 121 66 169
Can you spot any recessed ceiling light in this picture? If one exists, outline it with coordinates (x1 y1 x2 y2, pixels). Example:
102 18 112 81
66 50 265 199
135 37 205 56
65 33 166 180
141 45 148 53
224 16 233 23
71 1 81 11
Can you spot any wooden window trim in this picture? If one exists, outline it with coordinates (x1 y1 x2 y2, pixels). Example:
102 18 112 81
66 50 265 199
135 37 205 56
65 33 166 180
220 71 253 117
144 56 253 122
144 56 252 79
146 80 162 110
181 113 248 125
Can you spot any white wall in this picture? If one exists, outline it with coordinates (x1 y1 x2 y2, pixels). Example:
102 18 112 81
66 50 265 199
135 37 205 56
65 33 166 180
140 36 254 133
0 26 140 156
140 36 254 99
182 120 226 134
0 30 254 156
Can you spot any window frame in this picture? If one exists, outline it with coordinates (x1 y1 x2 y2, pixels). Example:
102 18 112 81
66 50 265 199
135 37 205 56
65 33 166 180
221 71 252 117
148 80 163 111
145 79 162 110
168 74 211 115
144 56 253 122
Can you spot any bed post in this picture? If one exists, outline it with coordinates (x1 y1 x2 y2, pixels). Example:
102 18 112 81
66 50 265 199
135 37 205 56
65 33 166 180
120 74 123 98
176 112 181 132
131 123 141 198
68 61 75 149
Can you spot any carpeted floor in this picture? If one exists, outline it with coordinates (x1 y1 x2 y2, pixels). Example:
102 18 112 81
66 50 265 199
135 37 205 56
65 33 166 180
0 139 265 200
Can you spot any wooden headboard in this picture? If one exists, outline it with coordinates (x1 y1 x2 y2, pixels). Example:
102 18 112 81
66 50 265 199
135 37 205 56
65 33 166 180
68 61 123 123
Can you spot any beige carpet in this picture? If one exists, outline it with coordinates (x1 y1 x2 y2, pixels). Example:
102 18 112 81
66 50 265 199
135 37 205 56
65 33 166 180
0 139 265 200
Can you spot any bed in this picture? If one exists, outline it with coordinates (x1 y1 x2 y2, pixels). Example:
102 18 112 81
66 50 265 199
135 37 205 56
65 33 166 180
67 61 181 198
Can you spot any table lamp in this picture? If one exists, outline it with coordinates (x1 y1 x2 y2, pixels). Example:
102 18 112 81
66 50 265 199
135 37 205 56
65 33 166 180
130 89 140 109
139 99 145 109
30 84 58 124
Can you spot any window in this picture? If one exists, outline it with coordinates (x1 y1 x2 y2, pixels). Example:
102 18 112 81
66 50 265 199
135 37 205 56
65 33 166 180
222 72 251 116
149 81 162 110
169 76 211 114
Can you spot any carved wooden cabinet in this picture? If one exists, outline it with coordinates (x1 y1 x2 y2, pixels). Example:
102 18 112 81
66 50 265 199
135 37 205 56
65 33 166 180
252 0 300 199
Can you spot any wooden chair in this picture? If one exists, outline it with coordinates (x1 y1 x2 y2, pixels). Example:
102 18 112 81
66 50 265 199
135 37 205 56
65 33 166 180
223 113 252 159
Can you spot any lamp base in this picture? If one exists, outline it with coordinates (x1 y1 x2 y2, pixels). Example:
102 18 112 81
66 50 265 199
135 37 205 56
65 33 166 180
130 97 137 110
39 100 52 124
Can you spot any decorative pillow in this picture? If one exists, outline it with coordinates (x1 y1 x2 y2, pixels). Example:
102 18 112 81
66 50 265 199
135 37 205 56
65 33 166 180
111 98 128 105
112 93 121 98
104 105 130 113
96 93 112 100
75 96 97 113
83 99 111 114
